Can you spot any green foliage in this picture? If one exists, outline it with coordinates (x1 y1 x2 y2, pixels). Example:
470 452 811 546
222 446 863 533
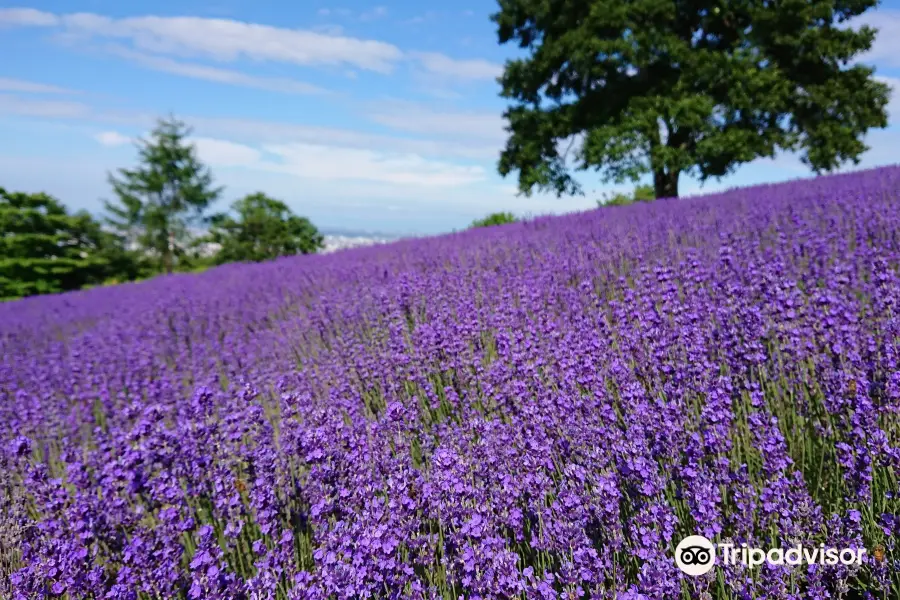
206 192 324 264
469 211 518 228
598 184 656 206
631 184 655 203
0 188 131 299
174 253 218 273
493 0 890 199
104 115 222 274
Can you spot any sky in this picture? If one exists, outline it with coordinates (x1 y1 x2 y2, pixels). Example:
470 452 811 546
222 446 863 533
2 1 900 235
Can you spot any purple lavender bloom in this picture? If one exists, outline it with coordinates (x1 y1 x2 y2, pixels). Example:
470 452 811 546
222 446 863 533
2 167 900 598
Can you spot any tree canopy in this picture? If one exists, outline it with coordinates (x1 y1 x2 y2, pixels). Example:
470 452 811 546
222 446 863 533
470 212 519 228
104 116 222 274
206 193 324 264
599 183 656 206
493 0 890 199
0 188 122 299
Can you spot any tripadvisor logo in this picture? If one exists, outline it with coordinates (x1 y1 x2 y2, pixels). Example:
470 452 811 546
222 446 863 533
675 535 716 576
674 535 868 576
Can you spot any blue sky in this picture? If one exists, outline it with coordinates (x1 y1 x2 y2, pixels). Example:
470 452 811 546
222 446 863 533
2 1 900 234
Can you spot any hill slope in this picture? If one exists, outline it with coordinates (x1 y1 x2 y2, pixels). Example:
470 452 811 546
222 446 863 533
2 167 899 598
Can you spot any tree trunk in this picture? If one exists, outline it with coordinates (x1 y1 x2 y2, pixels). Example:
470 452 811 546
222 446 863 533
162 230 174 274
653 168 679 199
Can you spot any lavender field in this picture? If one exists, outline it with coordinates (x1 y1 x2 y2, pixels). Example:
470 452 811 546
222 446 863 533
2 168 899 599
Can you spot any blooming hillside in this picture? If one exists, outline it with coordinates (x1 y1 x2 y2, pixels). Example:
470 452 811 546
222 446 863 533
1 168 899 599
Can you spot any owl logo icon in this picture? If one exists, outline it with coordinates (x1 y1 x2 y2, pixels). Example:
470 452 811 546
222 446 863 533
675 535 716 576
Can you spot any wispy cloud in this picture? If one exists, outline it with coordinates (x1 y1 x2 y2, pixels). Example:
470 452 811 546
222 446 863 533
312 23 344 36
0 7 404 73
186 115 500 161
93 130 132 146
0 92 501 161
0 7 58 26
193 137 263 166
316 6 386 21
402 11 439 25
875 75 900 118
88 124 491 187
105 45 331 95
367 102 505 143
1 7 503 84
852 10 900 68
260 142 485 186
165 135 488 186
317 8 352 17
0 93 90 118
410 51 502 81
0 7 503 83
0 77 79 94
359 6 388 21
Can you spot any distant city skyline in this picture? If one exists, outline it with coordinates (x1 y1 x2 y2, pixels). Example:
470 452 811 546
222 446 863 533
2 1 900 234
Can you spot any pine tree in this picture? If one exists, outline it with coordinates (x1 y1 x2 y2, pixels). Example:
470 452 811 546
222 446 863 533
104 116 222 274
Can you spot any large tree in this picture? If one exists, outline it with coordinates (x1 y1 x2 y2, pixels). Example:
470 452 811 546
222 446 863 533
0 188 126 299
493 0 890 199
206 192 324 265
104 116 222 274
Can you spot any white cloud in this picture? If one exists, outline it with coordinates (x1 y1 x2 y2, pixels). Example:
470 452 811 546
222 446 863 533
79 119 491 188
876 75 900 119
853 126 900 167
0 94 89 118
367 103 505 142
185 115 500 160
0 93 502 161
312 23 344 36
93 130 131 146
193 137 262 166
853 10 900 68
106 45 330 94
0 77 79 94
261 142 485 185
187 135 486 186
1 7 503 84
1 7 404 73
403 11 438 25
411 51 502 80
360 6 388 21
0 7 59 26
